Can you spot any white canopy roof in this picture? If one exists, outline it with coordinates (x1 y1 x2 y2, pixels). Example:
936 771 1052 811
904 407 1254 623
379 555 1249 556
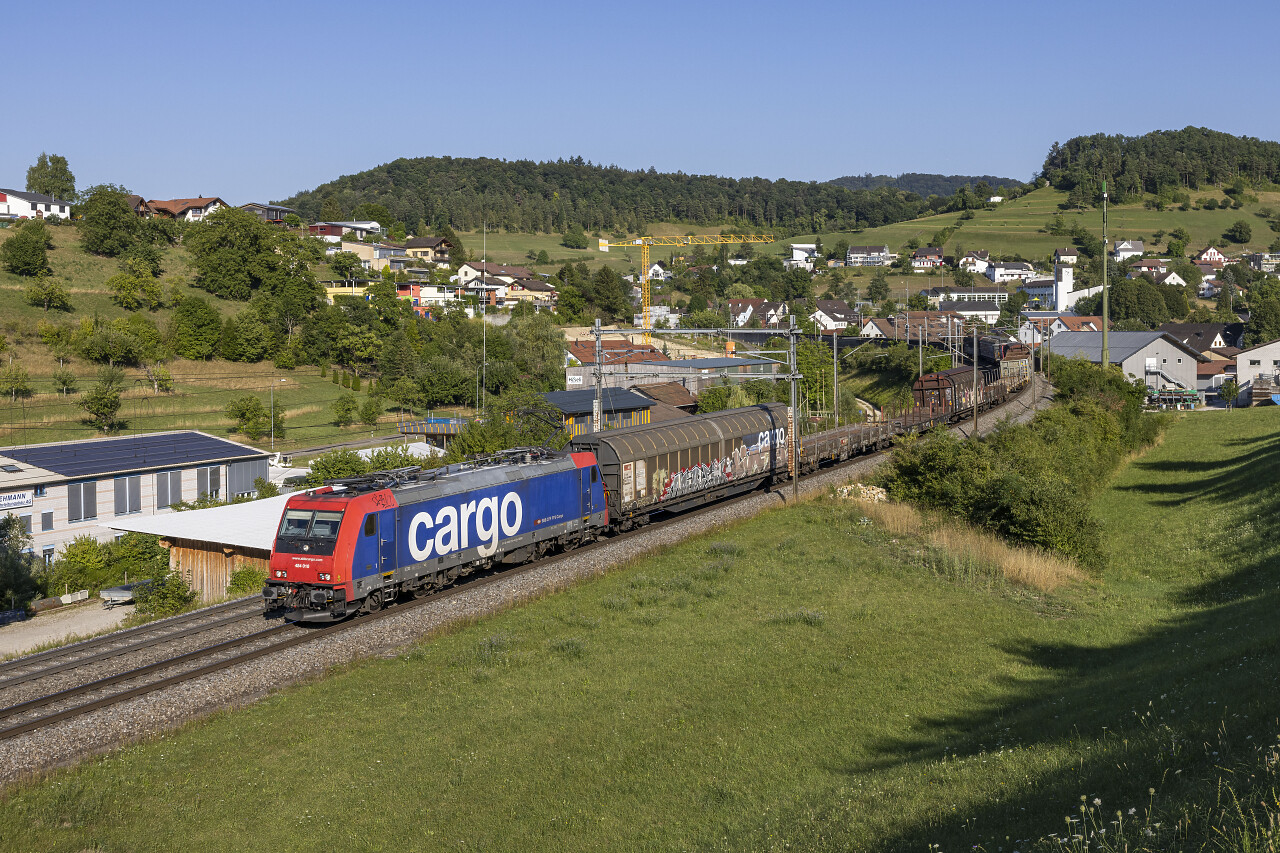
101 493 296 552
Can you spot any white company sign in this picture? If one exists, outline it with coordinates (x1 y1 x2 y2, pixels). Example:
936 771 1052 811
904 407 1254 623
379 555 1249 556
0 492 33 510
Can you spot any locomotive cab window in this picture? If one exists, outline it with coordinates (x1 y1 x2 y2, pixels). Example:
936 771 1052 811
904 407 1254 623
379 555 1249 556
364 514 377 536
591 468 598 483
275 509 345 556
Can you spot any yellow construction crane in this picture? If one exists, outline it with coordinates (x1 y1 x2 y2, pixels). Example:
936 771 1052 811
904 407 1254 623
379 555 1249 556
598 234 774 344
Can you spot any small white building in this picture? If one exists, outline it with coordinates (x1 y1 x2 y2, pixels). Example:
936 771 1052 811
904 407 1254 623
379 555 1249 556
1113 240 1144 262
845 245 892 267
938 300 1000 325
1017 265 1102 312
958 251 990 274
0 188 72 220
987 261 1035 284
1236 339 1280 392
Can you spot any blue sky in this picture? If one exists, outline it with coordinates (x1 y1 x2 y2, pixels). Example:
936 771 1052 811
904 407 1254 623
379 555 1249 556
10 0 1279 204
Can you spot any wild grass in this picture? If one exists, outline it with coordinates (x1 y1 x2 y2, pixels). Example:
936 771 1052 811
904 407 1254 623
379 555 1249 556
850 497 1083 592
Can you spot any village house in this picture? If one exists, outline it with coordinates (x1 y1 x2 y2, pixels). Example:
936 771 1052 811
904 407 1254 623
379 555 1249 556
911 247 945 272
1130 258 1168 275
1017 265 1102 312
1017 314 1105 346
938 300 1000 325
456 262 535 287
986 261 1035 284
0 188 73 220
646 261 674 282
403 236 453 266
859 311 967 343
1196 246 1227 265
845 245 893 266
308 221 383 242
148 197 227 222
1153 271 1188 289
808 299 860 333
1234 338 1280 404
1053 247 1078 265
240 202 296 224
1246 252 1280 273
1112 240 1144 262
1159 322 1245 356
124 195 154 217
958 251 990 274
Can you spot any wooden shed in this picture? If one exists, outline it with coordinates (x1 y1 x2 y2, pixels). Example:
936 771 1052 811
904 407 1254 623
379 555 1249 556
103 493 293 602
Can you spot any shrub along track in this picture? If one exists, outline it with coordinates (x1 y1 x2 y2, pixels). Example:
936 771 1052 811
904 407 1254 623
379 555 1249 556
0 383 1053 784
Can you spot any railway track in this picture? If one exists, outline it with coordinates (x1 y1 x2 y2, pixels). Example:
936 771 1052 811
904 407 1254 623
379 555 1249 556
0 384 1040 744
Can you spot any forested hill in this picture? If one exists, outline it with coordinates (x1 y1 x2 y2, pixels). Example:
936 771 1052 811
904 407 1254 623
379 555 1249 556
826 172 1023 197
278 156 932 237
1042 127 1280 203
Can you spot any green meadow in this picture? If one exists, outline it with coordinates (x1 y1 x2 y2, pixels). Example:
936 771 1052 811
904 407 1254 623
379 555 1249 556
2 406 1278 850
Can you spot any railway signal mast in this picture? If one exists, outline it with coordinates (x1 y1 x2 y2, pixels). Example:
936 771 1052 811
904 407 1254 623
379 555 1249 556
598 234 774 345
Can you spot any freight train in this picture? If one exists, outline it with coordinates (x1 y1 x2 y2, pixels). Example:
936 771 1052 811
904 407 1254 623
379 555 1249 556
266 368 1028 621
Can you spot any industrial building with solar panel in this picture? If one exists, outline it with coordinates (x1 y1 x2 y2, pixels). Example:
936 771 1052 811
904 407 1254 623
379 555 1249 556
0 432 270 563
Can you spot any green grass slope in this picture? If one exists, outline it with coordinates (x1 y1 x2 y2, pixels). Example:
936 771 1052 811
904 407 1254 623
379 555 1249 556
5 408 1279 850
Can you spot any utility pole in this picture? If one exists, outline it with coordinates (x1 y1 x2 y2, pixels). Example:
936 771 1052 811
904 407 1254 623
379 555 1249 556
788 315 799 502
1101 180 1110 368
832 332 839 428
918 324 924 377
971 325 979 437
592 319 603 434
481 219 487 419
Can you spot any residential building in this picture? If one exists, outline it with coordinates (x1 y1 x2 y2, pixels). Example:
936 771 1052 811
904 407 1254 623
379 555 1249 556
859 311 967 343
1196 246 1227 265
631 381 699 413
1197 360 1234 393
1053 248 1078 265
646 261 674 282
911 247 945 272
456 262 535 287
404 236 452 266
632 305 679 328
986 261 1035 284
240 202 296 224
1158 322 1244 355
938 300 1000 325
507 278 557 306
808 299 860 333
1236 339 1280 392
567 339 667 370
125 195 154 217
0 431 269 561
337 240 406 273
1153 271 1188 289
921 285 1009 306
1195 262 1219 281
1246 253 1280 273
1018 314 1104 346
728 298 762 328
147 197 228 222
1130 258 1168 275
958 251 990 274
308 221 383 242
845 245 893 267
0 188 72 220
1113 240 1144 262
1047 331 1200 390
987 196 1004 203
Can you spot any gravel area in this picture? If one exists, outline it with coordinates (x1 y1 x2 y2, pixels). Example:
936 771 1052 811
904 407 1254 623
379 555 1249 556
0 384 1056 785
0 603 135 658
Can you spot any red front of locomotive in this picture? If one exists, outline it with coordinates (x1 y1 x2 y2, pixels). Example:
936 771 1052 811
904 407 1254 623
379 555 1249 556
264 489 397 621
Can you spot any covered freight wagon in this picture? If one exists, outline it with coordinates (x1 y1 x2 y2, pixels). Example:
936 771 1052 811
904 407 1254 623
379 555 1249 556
569 403 789 527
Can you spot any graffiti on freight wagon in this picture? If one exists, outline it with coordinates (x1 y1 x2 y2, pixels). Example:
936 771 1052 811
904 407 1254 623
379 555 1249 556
656 428 785 502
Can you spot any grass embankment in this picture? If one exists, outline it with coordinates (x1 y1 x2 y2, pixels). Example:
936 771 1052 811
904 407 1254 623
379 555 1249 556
2 388 1279 850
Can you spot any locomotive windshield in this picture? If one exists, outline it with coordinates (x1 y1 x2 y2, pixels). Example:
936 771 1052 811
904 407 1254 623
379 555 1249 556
275 509 344 555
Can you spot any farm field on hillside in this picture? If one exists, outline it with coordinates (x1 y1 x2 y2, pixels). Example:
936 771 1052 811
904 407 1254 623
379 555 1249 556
6 408 1279 850
0 361 436 451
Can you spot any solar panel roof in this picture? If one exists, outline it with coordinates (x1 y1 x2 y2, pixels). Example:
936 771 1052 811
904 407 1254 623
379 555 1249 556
0 431 267 479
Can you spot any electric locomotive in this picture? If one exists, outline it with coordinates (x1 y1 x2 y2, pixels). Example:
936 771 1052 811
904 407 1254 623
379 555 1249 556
264 449 606 622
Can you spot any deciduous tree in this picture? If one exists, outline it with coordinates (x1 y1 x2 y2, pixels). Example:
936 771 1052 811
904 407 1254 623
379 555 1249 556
77 185 137 256
26 152 75 201
0 219 52 276
24 274 71 312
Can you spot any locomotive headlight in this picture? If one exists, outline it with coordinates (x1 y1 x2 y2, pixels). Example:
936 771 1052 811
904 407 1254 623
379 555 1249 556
318 572 332 582
274 569 287 578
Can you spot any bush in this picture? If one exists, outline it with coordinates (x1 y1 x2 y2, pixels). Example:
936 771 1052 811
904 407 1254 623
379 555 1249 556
359 396 383 427
333 392 359 426
133 570 196 617
226 565 267 597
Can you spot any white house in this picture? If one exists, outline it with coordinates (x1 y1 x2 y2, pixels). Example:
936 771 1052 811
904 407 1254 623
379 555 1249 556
1130 258 1168 275
1196 246 1227 264
987 261 1035 283
808 299 859 332
647 261 673 282
987 196 1004 204
1113 240 1144 262
845 245 892 267
911 247 945 272
958 251 990 274
921 285 1009 305
1235 339 1280 402
1153 271 1188 289
1053 247 1079 265
0 189 72 220
728 298 760 327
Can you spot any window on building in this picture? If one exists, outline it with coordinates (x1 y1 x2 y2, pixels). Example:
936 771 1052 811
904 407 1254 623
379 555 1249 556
34 485 46 497
114 475 141 515
18 515 31 534
41 547 54 565
41 511 52 532
67 481 97 522
156 471 182 509
196 466 221 500
1250 359 1262 366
